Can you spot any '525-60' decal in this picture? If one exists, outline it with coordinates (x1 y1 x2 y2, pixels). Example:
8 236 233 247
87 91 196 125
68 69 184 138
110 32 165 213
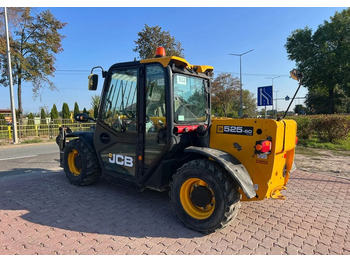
216 125 254 136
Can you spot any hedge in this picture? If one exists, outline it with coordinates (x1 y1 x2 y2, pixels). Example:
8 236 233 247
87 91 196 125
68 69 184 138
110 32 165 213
289 115 350 143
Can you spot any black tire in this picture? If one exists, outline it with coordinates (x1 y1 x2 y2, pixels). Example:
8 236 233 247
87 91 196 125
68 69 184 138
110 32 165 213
170 159 241 234
63 138 101 186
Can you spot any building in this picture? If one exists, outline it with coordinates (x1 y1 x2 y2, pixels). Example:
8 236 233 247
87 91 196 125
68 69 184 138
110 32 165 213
0 109 12 124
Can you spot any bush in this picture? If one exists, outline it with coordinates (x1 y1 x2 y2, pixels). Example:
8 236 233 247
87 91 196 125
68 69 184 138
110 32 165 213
311 115 350 143
292 116 313 140
291 115 350 143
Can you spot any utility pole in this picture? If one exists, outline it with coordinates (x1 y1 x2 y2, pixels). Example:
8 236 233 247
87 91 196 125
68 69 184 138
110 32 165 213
274 90 279 112
229 49 253 117
266 76 280 114
4 7 18 143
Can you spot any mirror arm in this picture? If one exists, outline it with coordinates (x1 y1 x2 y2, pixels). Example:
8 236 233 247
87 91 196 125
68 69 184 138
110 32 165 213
91 66 107 78
74 113 96 123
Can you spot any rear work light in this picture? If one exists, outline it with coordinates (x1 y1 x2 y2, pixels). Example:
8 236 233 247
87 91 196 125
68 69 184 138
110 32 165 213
255 139 272 154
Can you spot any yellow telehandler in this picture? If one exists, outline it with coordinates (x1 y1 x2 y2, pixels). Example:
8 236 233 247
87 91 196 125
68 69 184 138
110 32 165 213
57 47 298 233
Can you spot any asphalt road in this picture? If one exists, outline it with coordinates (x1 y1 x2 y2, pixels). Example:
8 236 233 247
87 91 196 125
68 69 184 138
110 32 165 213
0 142 60 180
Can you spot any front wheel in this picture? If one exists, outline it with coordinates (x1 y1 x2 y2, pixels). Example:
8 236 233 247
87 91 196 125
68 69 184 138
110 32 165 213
63 138 101 186
170 159 241 234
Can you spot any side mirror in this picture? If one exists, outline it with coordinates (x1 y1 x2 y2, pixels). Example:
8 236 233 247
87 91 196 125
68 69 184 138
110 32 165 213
74 113 95 123
88 74 98 90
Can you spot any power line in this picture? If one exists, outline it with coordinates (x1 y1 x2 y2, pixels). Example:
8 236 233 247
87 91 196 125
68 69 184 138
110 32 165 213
54 69 290 78
214 70 289 78
56 69 90 72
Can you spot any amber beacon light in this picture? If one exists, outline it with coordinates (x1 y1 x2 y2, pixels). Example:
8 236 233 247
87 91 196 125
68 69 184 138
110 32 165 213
155 47 166 57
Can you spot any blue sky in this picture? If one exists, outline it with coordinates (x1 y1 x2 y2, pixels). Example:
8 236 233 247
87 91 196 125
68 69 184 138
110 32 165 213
1 5 348 114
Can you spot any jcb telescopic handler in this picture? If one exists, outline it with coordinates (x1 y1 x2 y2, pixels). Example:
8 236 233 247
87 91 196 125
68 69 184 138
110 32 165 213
57 47 298 233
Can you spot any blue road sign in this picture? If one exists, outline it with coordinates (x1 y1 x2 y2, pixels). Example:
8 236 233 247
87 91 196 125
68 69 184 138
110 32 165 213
257 85 273 106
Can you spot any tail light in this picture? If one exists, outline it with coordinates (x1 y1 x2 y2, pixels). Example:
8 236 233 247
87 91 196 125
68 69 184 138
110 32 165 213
255 138 272 154
295 136 298 145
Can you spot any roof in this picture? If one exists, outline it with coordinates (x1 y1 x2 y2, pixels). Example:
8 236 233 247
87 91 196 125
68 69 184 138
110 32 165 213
140 56 214 74
0 109 11 114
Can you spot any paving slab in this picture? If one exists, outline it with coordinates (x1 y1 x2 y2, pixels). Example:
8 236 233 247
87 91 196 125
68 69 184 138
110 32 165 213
0 170 349 255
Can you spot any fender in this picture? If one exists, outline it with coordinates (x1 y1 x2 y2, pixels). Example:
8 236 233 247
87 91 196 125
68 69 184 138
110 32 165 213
65 131 95 152
184 146 257 199
57 130 95 167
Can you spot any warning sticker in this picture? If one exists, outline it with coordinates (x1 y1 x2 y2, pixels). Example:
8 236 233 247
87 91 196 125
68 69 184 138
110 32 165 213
256 153 268 164
176 75 187 85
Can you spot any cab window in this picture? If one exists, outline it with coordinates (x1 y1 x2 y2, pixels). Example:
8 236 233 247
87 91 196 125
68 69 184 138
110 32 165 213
100 68 138 133
173 74 207 123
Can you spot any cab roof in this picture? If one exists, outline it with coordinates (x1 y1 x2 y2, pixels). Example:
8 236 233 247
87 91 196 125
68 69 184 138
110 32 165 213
140 55 214 74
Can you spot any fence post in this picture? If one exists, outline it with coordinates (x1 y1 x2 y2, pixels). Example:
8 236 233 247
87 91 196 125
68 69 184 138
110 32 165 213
35 125 38 137
8 125 11 139
50 121 52 139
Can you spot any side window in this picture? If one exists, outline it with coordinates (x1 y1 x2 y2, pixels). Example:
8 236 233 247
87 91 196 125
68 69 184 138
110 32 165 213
101 68 138 133
145 65 166 133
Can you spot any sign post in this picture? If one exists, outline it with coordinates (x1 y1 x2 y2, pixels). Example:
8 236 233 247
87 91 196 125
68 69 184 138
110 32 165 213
257 86 273 118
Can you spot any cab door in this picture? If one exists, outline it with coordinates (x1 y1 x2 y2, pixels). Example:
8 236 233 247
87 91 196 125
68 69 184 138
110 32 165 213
94 65 140 183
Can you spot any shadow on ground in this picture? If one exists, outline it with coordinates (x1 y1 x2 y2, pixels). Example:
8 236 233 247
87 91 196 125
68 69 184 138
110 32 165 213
0 168 202 239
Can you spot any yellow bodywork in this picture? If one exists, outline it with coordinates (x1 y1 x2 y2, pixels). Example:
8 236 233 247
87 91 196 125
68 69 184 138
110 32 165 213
141 56 214 74
210 118 297 201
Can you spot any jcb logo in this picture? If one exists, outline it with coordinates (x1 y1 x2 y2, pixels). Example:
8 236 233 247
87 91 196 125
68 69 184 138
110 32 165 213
109 153 133 167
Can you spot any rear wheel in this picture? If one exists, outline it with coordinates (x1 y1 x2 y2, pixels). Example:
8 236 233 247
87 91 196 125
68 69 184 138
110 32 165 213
63 139 101 186
170 159 241 234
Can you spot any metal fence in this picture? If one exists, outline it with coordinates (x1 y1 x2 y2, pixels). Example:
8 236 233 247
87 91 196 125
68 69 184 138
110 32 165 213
0 119 95 144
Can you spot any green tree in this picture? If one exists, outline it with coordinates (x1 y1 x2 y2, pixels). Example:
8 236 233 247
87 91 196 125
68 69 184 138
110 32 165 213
241 89 257 117
50 104 59 124
73 101 80 116
40 108 47 125
0 8 24 37
0 7 66 120
211 73 240 117
285 8 350 114
294 104 308 115
91 95 100 119
83 107 89 116
306 85 350 114
61 103 70 121
27 112 34 127
211 73 256 118
133 24 184 59
91 95 100 109
93 105 99 119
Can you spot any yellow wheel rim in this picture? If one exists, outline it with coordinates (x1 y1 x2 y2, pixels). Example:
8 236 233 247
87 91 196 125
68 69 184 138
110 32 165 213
67 149 81 176
180 178 215 220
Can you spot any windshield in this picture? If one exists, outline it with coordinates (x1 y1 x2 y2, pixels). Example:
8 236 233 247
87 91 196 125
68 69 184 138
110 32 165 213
173 74 208 123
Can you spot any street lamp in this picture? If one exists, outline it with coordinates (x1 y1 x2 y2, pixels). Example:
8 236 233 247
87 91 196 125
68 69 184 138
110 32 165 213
229 49 253 117
3 7 18 144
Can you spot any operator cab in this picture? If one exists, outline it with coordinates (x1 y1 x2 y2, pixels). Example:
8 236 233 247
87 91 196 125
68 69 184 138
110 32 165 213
89 47 213 190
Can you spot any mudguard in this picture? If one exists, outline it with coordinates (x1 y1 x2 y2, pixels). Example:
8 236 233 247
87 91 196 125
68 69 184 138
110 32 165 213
65 132 95 151
56 130 94 167
184 146 257 199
